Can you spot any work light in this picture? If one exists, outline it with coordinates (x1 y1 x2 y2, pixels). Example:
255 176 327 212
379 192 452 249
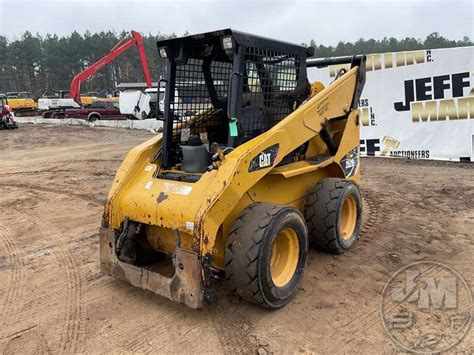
222 36 233 50
158 47 168 59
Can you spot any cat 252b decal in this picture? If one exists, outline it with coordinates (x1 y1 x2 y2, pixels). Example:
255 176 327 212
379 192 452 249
248 144 279 172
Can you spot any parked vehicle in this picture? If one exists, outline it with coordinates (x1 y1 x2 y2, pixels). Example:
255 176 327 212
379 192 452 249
119 89 151 120
6 92 37 114
0 93 18 129
100 29 367 309
147 88 165 118
119 87 178 120
64 101 124 121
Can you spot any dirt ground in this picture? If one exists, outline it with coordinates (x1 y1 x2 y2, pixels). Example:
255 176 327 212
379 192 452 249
0 124 472 354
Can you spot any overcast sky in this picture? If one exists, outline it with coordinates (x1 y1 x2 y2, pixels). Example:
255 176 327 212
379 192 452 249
1 0 472 45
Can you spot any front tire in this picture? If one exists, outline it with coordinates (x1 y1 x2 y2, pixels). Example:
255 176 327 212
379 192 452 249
225 203 308 308
305 178 362 254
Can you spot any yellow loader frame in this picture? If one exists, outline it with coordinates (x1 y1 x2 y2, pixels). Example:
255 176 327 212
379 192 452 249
100 31 366 308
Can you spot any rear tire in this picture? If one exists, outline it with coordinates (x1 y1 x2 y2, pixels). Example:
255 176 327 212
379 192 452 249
225 203 308 308
305 178 362 254
52 112 65 119
88 114 100 122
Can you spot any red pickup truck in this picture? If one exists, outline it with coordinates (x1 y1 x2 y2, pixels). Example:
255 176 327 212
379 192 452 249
65 101 124 121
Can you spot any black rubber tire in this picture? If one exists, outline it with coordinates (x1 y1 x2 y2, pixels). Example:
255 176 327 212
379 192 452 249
88 114 100 122
225 202 308 309
305 178 362 254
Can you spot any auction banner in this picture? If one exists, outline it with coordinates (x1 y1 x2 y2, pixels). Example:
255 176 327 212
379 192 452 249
308 46 474 161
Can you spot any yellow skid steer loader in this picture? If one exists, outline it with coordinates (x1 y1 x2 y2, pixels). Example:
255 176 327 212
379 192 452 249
100 29 366 309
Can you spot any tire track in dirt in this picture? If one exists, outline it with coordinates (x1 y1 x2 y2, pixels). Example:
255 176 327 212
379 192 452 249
25 212 86 353
322 186 446 353
112 308 212 353
0 223 25 335
122 323 158 354
1 183 104 206
322 265 443 353
209 296 260 354
1 142 124 162
311 189 385 351
360 189 380 238
0 162 71 178
0 169 73 178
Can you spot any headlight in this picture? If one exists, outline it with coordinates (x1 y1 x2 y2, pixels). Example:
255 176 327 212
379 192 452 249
222 36 233 50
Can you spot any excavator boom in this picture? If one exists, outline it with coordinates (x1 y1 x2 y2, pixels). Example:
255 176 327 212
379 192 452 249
69 30 152 105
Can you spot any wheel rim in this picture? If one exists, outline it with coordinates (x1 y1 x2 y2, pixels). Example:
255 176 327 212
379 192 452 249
270 228 299 287
339 194 357 240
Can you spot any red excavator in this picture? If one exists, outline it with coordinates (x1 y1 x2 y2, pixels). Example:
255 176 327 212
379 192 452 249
69 30 152 105
38 30 153 117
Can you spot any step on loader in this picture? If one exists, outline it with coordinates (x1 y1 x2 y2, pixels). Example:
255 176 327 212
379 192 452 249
100 29 366 309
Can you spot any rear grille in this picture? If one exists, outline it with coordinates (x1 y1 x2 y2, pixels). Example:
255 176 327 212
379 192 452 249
159 171 202 183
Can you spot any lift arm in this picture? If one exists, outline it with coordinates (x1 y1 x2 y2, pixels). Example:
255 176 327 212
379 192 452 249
69 30 152 105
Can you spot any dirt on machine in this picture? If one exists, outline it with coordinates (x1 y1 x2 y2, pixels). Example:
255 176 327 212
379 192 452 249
99 29 366 309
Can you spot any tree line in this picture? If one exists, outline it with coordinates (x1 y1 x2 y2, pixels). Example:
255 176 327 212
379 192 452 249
0 31 471 95
0 30 173 96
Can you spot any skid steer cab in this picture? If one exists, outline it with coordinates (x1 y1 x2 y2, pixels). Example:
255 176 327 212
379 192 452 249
100 29 366 309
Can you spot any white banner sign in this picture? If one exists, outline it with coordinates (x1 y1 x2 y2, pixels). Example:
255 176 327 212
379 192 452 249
308 46 474 161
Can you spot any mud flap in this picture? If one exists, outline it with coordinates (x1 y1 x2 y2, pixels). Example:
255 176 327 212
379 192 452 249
99 227 204 309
